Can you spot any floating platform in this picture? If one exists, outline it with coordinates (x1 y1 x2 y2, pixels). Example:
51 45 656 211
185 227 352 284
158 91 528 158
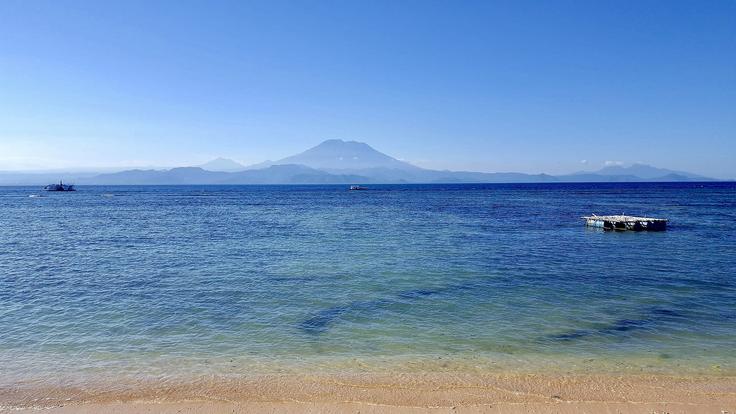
582 214 667 231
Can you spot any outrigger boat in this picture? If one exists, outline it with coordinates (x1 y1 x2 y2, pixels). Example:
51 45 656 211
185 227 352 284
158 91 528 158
44 180 76 192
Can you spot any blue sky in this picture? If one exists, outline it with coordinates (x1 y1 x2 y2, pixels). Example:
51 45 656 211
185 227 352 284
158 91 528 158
1 0 734 177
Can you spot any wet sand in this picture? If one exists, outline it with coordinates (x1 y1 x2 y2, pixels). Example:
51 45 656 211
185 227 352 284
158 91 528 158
4 373 735 413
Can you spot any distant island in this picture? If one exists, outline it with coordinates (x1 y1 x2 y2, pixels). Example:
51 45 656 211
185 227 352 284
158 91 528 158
0 139 719 185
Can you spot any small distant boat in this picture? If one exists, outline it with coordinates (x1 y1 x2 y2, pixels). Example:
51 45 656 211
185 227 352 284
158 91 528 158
349 185 368 191
44 181 76 192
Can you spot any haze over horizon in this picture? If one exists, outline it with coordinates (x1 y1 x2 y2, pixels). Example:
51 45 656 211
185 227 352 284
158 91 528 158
1 1 734 178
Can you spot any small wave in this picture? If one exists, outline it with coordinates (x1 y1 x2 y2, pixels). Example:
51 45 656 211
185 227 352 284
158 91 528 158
28 194 45 198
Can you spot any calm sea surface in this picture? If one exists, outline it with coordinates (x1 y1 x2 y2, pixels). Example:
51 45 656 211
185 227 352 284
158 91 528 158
1 183 735 385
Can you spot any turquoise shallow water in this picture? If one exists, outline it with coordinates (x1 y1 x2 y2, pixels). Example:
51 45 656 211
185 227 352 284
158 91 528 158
1 183 735 385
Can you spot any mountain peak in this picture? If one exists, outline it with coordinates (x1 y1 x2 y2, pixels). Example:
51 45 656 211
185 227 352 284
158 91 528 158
317 138 365 145
198 157 246 172
274 139 420 171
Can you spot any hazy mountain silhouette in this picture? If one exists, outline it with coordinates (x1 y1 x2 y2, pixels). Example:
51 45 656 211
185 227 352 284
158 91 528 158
557 163 712 182
223 164 368 184
83 164 369 185
272 139 419 171
1 140 718 185
592 163 709 180
251 140 556 183
198 157 246 172
85 167 229 185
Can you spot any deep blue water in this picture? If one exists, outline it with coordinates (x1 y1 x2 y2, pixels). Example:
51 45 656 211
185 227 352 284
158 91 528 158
1 182 735 383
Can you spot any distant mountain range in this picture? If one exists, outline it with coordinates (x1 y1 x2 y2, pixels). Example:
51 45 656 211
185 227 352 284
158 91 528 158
0 139 721 185
557 163 713 183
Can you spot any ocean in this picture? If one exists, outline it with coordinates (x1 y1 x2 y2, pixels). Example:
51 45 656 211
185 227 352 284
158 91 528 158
1 182 735 388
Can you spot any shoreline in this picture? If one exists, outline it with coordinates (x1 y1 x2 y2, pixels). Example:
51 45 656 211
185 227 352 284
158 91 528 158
4 372 735 413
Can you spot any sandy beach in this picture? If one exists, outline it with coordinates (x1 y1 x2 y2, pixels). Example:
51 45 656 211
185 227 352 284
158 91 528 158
4 373 735 413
